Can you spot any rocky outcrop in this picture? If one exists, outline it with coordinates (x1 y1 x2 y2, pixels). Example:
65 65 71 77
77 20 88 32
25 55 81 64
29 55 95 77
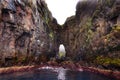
0 0 59 66
61 0 120 70
0 0 119 71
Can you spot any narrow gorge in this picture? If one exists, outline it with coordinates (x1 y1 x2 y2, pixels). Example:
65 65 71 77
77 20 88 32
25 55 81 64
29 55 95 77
0 0 120 76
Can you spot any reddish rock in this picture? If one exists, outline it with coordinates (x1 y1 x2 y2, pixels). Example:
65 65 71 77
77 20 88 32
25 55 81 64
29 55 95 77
0 0 57 66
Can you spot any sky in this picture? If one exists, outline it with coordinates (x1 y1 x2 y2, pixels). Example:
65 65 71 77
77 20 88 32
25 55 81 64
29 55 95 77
45 0 80 25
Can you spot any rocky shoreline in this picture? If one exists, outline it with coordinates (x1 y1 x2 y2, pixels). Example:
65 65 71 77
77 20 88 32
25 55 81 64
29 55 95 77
0 63 119 80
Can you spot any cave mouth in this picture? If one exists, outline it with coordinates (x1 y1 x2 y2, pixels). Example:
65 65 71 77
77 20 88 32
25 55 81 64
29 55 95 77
45 0 79 25
57 44 66 59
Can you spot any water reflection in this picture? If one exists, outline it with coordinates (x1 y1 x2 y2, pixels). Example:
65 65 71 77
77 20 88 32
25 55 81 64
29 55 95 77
57 67 66 80
0 67 115 80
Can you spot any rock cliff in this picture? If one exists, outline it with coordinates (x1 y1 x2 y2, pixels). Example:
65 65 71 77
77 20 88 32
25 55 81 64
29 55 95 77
0 0 119 71
0 0 59 66
61 0 120 70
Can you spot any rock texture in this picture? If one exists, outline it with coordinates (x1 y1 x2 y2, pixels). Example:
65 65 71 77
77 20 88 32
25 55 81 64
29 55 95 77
61 0 120 70
0 0 58 66
0 0 120 71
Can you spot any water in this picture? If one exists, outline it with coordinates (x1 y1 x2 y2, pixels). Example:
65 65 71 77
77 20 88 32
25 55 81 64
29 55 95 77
0 67 115 80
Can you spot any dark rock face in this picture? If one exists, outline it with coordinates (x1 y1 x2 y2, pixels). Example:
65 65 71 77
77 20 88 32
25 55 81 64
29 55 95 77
61 0 120 69
0 0 58 66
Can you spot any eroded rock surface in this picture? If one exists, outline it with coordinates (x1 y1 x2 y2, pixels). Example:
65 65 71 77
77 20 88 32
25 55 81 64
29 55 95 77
61 0 120 70
0 0 58 66
0 0 120 71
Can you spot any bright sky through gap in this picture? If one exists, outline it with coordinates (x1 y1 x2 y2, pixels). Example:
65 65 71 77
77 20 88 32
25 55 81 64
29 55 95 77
45 0 80 25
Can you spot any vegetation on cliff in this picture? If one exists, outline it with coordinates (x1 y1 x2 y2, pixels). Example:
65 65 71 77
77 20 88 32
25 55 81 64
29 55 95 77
61 0 120 70
0 0 57 67
0 0 119 72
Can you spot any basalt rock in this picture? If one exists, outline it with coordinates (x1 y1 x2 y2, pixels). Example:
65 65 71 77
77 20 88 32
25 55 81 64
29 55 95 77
0 0 59 66
61 0 120 70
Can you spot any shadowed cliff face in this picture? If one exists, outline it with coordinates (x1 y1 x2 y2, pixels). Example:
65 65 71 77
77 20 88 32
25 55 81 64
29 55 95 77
0 0 59 66
61 0 120 69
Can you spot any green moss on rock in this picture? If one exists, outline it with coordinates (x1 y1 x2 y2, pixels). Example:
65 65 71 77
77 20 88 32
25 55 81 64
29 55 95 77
95 56 120 67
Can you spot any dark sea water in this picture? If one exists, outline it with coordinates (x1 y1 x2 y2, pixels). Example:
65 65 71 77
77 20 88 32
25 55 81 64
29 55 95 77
0 67 116 80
